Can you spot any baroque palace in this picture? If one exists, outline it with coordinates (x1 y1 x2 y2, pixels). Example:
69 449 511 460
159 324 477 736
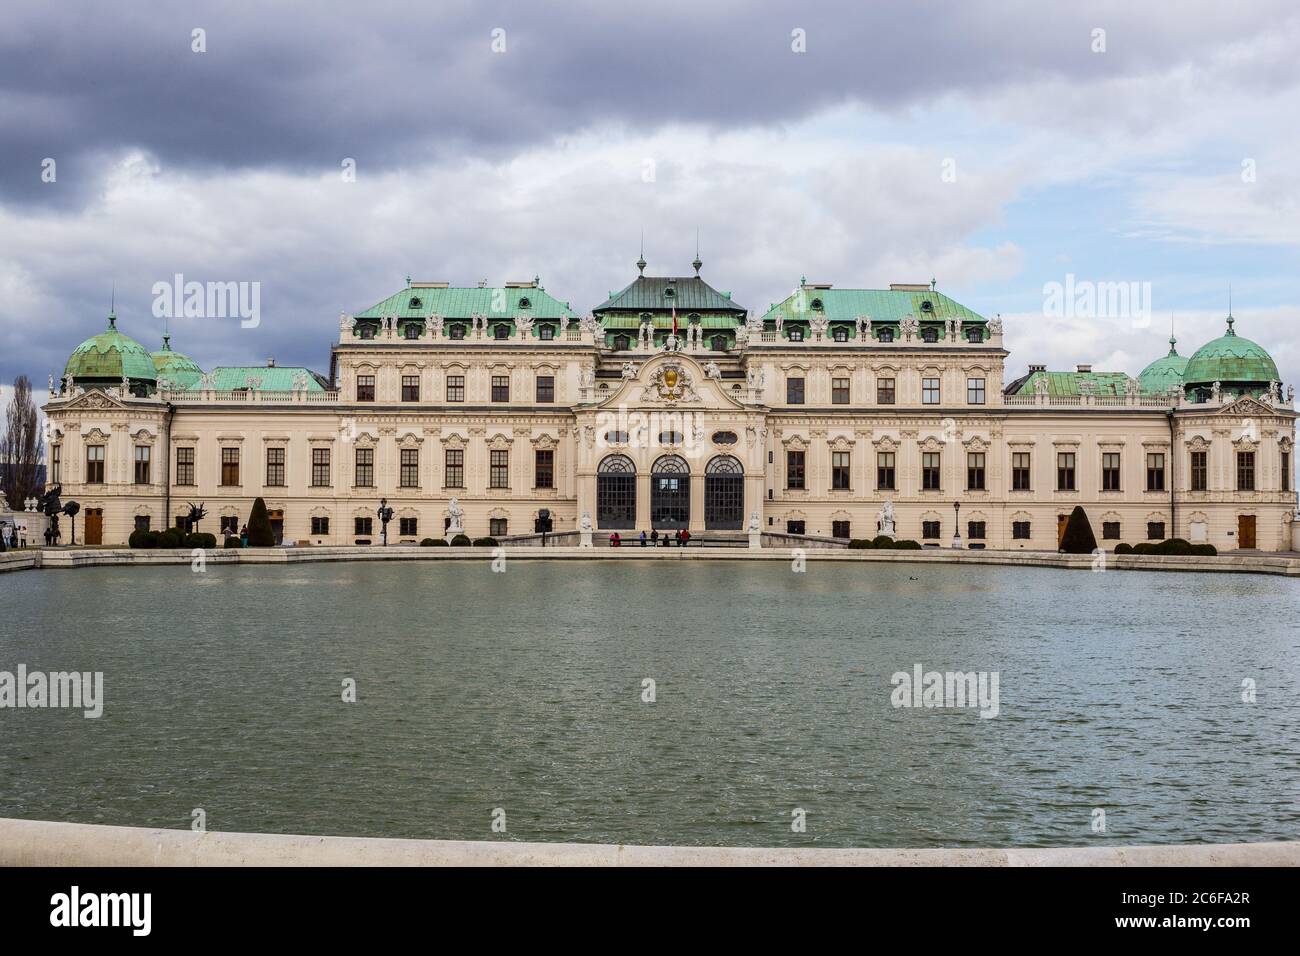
43 257 1298 551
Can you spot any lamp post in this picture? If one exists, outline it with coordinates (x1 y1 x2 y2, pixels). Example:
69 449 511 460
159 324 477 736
377 498 394 546
951 500 963 549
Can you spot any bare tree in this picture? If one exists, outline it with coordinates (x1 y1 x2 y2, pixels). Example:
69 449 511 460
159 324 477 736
1 376 44 509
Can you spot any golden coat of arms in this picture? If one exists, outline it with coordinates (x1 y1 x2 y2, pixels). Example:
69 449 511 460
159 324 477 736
644 362 698 405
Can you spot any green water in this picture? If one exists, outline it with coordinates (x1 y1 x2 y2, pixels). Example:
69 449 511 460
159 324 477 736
2 560 1297 847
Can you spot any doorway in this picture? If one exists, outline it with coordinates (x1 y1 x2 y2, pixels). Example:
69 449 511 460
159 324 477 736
84 508 103 545
1237 515 1256 549
651 455 690 530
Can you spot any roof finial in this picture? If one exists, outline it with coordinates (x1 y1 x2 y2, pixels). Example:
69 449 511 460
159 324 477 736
163 312 171 350
931 276 936 291
1168 312 1177 354
692 229 702 275
1226 285 1235 335
405 274 411 288
107 281 117 329
637 230 646 275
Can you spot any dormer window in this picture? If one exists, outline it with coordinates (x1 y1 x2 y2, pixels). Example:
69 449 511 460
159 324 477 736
359 326 376 340
810 298 823 311
922 327 938 343
832 326 848 342
404 324 420 340
711 334 728 351
494 324 510 340
614 334 631 351
409 297 422 309
539 324 554 340
920 300 933 313
663 288 675 299
878 328 894 343
518 297 531 309
449 324 466 340
966 327 983 343
788 327 804 342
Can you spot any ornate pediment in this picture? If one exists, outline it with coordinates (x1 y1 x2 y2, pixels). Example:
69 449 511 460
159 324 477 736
63 388 128 411
642 361 701 405
1218 396 1273 418
601 354 744 410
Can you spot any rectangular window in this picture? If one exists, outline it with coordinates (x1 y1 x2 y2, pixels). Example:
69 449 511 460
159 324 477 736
445 449 464 488
399 517 418 537
877 452 895 491
1237 451 1255 491
536 375 555 403
221 447 240 486
1283 451 1291 492
354 447 374 487
922 520 940 539
134 445 151 484
1190 450 1207 491
401 375 420 402
967 377 986 405
490 518 508 538
1057 452 1076 491
491 375 510 403
1146 452 1165 492
831 451 851 490
831 377 850 404
922 451 941 490
400 448 419 488
311 448 331 487
1147 521 1166 540
490 449 509 489
446 375 465 403
786 520 806 535
220 516 238 536
176 447 195 486
1012 521 1031 540
968 521 986 540
134 515 151 533
786 450 806 489
967 452 985 491
51 445 61 484
85 445 105 483
311 516 329 535
535 449 554 489
831 520 851 539
356 374 375 402
1102 452 1121 491
922 377 940 405
877 378 896 404
1012 451 1031 490
786 377 805 404
1102 521 1121 540
354 517 373 537
265 447 285 487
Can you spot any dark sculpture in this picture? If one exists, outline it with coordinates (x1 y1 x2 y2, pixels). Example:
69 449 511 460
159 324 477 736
377 497 394 546
187 501 208 534
62 500 80 545
36 485 81 545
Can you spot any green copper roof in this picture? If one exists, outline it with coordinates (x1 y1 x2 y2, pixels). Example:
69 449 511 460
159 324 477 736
761 285 987 325
1009 370 1135 397
180 366 328 392
150 335 204 389
64 313 158 382
594 275 747 315
354 284 573 321
1183 316 1279 385
1137 337 1189 394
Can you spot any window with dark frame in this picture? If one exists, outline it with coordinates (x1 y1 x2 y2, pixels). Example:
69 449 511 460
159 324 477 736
922 377 940 404
446 375 465 402
311 448 331 487
491 375 510 402
1283 451 1291 492
354 447 374 487
1012 451 1031 490
832 520 851 538
1146 452 1165 492
1147 521 1166 540
265 447 285 487
490 518 508 538
1237 451 1255 491
1102 452 1121 491
354 517 373 537
86 445 105 483
311 516 329 535
877 377 896 404
356 374 375 402
967 520 986 540
967 377 986 404
490 449 509 489
1057 451 1076 491
134 445 150 484
786 519 806 534
1102 521 1120 540
786 450 806 489
539 325 554 340
51 445 61 484
445 449 464 488
176 447 195 485
1012 521 1031 539
221 447 240 486
786 377 805 404
400 448 419 488
1190 450 1207 491
877 451 896 490
536 375 555 403
831 451 851 490
967 452 985 490
922 451 941 490
399 517 418 537
218 515 237 536
535 449 554 488
832 377 850 404
922 520 940 538
401 375 420 402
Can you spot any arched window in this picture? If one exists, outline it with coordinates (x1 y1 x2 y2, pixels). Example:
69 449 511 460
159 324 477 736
494 324 510 340
539 324 555 340
711 334 728 351
833 326 848 342
878 327 894 343
597 454 636 529
922 327 938 343
404 324 420 340
705 455 743 529
360 325 376 340
449 324 466 340
788 327 804 342
614 334 631 351
966 327 983 343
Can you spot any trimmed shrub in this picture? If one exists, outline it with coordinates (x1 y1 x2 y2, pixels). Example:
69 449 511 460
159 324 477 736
472 536 499 547
224 536 242 549
1059 505 1098 554
871 535 895 548
1153 538 1194 555
847 538 872 549
890 539 923 550
129 528 161 549
1132 542 1156 554
185 532 217 549
428 538 449 546
420 538 438 546
1191 543 1218 556
450 534 472 547
156 528 184 549
1114 542 1134 555
246 497 275 547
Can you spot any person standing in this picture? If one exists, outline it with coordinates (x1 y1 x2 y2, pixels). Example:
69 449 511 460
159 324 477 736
651 529 659 546
639 530 647 547
682 529 691 548
240 524 249 548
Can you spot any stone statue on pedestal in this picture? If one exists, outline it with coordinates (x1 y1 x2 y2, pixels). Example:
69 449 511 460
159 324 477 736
877 498 896 537
446 498 465 536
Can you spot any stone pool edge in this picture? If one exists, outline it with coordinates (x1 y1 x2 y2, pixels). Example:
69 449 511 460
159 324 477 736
3 546 1299 576
1 818 1296 867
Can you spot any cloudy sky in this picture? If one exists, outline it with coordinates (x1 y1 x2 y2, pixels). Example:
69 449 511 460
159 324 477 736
3 0 1298 401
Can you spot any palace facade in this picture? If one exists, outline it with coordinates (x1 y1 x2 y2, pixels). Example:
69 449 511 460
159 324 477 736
44 261 1298 551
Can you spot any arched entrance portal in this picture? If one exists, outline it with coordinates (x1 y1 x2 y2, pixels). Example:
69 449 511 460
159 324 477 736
705 455 744 529
651 455 690 530
597 455 637 529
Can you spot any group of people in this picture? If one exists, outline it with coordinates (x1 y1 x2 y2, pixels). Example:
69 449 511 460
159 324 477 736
608 528 692 548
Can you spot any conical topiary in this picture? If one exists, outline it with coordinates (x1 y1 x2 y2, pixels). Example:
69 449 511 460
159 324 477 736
247 496 275 547
1059 505 1098 554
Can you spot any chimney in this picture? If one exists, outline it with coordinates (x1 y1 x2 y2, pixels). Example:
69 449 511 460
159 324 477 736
1028 364 1046 373
1076 364 1092 373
